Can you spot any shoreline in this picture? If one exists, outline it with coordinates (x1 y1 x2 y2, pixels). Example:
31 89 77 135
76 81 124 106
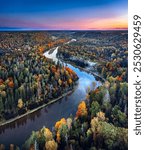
63 59 106 82
0 85 78 127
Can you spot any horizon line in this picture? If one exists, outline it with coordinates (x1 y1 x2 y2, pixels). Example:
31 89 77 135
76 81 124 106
0 28 128 32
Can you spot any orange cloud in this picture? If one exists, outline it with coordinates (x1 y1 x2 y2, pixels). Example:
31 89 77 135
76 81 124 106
89 16 128 30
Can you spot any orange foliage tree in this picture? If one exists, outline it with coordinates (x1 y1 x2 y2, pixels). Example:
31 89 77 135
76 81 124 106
8 80 14 88
55 118 66 130
38 46 45 53
76 101 88 118
116 75 122 81
65 66 75 75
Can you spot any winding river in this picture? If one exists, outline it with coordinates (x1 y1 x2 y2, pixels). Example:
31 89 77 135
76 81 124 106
0 42 102 148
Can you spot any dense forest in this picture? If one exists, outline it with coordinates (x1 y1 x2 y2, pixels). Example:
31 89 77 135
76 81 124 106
0 32 78 123
0 31 128 150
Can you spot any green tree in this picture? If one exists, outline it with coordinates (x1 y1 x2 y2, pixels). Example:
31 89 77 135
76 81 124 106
111 105 128 127
90 101 100 118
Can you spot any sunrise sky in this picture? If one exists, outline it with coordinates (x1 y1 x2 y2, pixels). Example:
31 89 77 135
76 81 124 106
0 0 128 31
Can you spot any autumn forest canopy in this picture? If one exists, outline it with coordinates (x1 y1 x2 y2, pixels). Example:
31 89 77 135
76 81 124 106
0 31 128 150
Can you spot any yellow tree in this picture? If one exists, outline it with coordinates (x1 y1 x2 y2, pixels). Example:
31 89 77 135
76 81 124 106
45 140 58 150
41 127 53 141
17 99 23 109
97 111 106 121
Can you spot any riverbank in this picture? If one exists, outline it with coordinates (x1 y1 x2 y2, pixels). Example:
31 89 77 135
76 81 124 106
61 59 106 82
62 60 110 103
0 84 78 127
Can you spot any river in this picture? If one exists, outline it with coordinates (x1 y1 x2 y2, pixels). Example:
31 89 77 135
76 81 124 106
0 43 102 148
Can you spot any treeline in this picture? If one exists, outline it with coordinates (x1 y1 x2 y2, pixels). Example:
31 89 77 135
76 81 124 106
23 84 127 150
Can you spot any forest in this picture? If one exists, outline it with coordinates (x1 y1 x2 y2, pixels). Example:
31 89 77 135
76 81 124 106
0 31 128 150
0 32 78 123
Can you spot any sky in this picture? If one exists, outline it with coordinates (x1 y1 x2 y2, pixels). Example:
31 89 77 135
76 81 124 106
0 0 128 31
